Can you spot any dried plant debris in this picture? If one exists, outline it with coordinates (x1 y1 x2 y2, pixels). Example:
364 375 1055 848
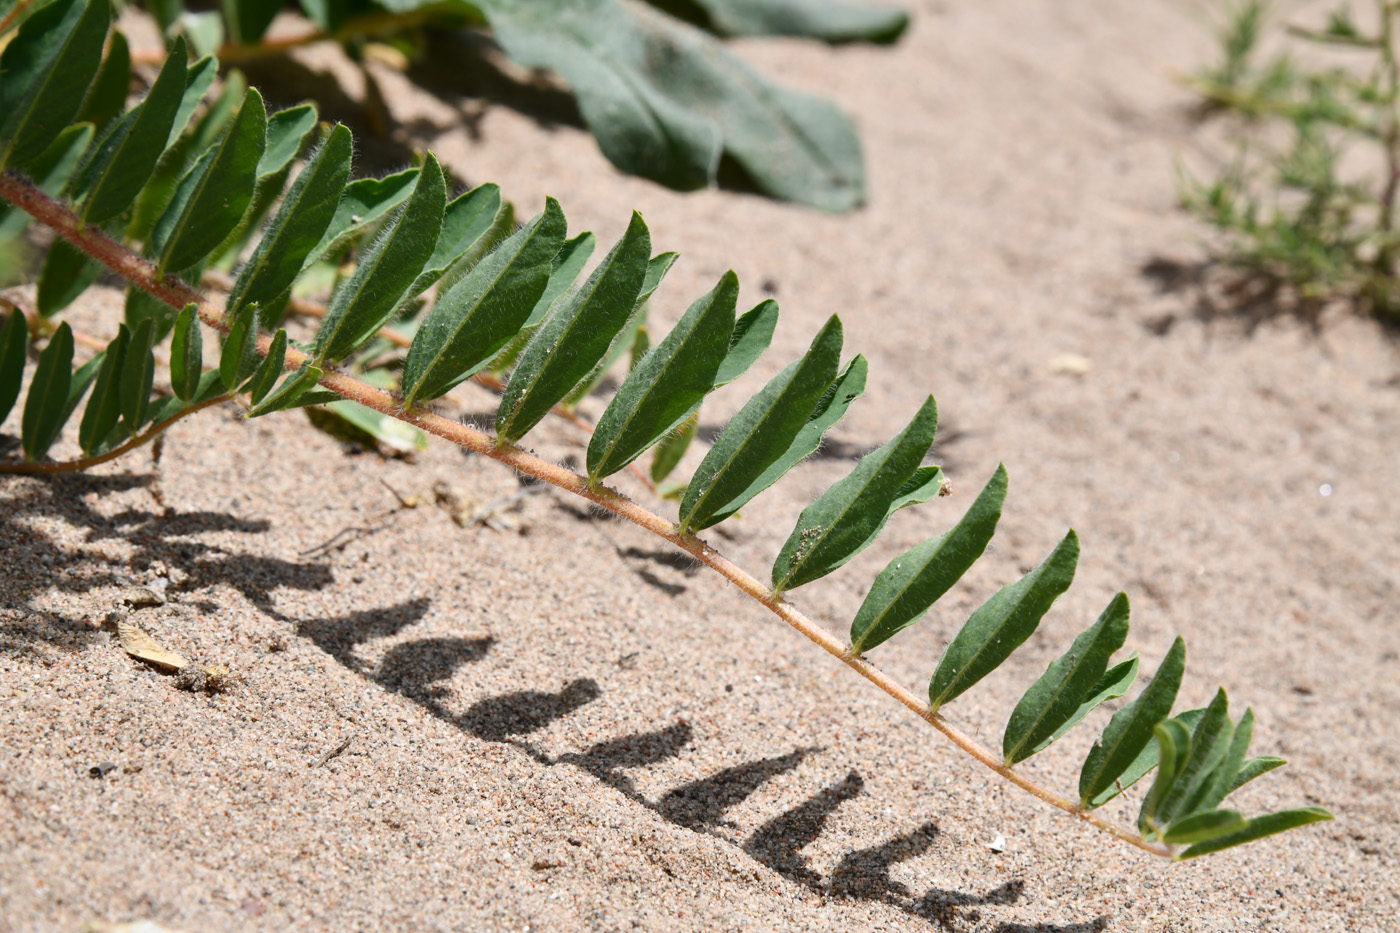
116 619 230 692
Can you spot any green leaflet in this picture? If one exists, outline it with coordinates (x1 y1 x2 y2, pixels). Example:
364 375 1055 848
246 329 288 405
247 361 322 417
224 0 284 46
1002 593 1132 766
170 304 204 403
772 395 938 592
306 399 429 455
151 88 268 275
1198 707 1256 813
562 250 679 411
1079 635 1187 808
1148 689 1236 832
228 124 354 315
36 238 102 317
76 30 130 133
304 167 420 268
587 270 738 480
1020 654 1140 762
652 407 700 487
1161 809 1247 846
677 315 843 534
929 530 1080 710
402 198 568 406
169 56 220 152
73 39 188 227
257 105 318 181
0 310 28 424
119 319 155 437
78 325 128 456
1176 807 1333 859
20 322 73 461
58 349 103 441
0 0 110 170
407 182 503 300
315 155 448 363
850 464 1007 655
1229 755 1286 794
220 301 260 391
482 0 865 210
714 298 779 386
497 211 651 442
487 230 596 377
1140 718 1193 837
682 0 909 42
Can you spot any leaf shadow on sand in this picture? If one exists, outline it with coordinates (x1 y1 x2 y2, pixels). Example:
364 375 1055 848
295 599 1111 931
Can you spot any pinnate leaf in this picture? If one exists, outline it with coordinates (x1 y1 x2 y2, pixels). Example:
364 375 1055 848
1079 635 1187 808
497 211 651 442
772 395 938 592
929 530 1079 710
1002 593 1132 765
587 270 738 480
402 197 568 406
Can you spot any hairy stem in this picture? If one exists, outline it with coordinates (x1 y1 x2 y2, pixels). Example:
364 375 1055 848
0 169 1172 859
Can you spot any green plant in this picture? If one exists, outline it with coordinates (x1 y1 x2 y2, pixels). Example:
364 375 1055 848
1181 0 1400 317
0 0 1333 860
116 0 909 212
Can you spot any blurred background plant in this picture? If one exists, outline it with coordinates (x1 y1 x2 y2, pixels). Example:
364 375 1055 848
1180 0 1400 320
92 0 908 213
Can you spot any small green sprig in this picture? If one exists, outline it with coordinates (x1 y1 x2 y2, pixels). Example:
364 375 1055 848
0 0 1332 861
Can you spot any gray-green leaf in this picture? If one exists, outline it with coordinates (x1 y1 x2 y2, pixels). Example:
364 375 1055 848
1176 808 1333 860
151 88 268 275
1002 592 1132 765
497 211 651 442
247 360 322 417
407 182 503 300
929 530 1079 710
1079 635 1187 809
119 318 155 437
303 166 420 268
588 270 738 480
170 304 203 403
0 310 28 424
78 324 128 456
228 124 354 315
678 315 844 534
246 329 288 405
713 298 779 386
220 301 260 392
849 464 1007 655
21 322 73 461
1161 808 1247 846
772 395 938 592
402 197 568 406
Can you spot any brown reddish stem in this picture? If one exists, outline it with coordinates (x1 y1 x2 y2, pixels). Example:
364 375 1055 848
0 169 1172 859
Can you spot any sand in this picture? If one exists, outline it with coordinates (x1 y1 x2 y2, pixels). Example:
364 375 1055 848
2 1 1398 930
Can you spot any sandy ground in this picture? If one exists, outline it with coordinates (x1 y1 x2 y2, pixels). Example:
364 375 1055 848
3 1 1399 930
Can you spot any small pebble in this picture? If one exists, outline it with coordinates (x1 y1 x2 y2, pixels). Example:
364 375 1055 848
120 587 165 609
88 762 117 779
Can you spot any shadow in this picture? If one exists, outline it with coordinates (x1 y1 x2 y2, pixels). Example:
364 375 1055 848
656 747 815 830
1139 256 1340 334
617 546 699 597
994 921 1108 933
0 473 331 652
745 770 864 888
460 678 602 741
289 602 1108 930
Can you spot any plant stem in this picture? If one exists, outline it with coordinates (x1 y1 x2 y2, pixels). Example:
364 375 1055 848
0 391 232 474
0 169 1173 859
